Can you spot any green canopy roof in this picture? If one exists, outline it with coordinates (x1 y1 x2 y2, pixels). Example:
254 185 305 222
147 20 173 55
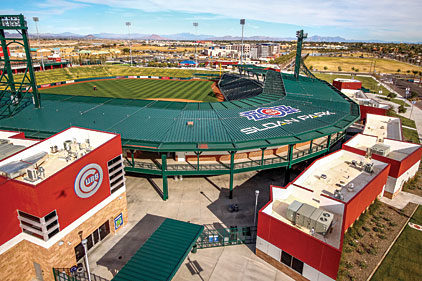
112 219 203 281
0 71 359 152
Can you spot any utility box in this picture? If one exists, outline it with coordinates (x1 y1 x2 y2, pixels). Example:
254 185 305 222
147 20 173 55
286 200 302 224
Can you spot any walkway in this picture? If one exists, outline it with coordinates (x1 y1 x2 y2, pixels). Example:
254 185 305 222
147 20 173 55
380 192 422 209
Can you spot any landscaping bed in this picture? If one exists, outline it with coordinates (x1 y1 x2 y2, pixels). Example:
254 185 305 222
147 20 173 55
338 200 418 281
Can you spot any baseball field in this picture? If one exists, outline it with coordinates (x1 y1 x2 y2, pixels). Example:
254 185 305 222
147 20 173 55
39 78 218 102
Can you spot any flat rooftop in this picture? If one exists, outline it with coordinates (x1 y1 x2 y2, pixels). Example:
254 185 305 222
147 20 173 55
262 184 344 249
334 78 361 83
363 113 402 141
345 134 421 161
0 127 116 185
293 150 389 203
0 130 39 161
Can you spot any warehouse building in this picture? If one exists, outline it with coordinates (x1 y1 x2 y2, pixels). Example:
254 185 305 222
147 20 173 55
0 127 128 281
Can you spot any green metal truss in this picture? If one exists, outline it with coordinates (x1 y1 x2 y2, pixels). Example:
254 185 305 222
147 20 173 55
0 14 40 119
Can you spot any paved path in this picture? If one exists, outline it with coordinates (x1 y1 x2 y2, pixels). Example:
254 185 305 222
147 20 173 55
380 191 422 209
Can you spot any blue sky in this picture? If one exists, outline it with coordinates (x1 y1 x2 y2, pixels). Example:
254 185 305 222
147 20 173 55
2 0 422 42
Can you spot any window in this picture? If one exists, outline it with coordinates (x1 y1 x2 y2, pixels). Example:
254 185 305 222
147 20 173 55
107 155 125 193
17 209 60 241
292 257 304 274
74 221 111 262
280 250 304 275
281 251 292 266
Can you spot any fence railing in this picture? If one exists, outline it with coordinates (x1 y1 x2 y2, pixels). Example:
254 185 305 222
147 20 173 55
53 268 109 281
196 225 257 249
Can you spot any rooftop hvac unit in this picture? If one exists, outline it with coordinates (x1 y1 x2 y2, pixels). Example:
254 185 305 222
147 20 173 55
334 190 344 201
370 143 390 157
286 200 302 224
25 168 39 182
286 200 334 236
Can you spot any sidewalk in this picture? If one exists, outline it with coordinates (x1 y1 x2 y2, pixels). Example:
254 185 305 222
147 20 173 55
380 192 422 209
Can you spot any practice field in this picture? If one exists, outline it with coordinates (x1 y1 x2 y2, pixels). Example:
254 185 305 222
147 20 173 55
306 56 422 74
39 79 218 102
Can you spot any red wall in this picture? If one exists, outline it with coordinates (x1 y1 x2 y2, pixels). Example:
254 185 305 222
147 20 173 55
360 105 387 121
343 164 390 231
258 211 342 280
333 80 362 90
0 133 122 245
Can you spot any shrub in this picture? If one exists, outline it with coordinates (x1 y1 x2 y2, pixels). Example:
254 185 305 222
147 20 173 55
356 260 368 269
345 261 354 269
398 104 407 113
362 226 370 232
356 247 365 255
389 221 397 227
344 247 353 253
377 234 387 239
373 227 379 232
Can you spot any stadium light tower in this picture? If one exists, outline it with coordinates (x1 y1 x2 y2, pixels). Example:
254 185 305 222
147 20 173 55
193 22 198 68
240 19 245 64
32 17 44 71
125 21 132 66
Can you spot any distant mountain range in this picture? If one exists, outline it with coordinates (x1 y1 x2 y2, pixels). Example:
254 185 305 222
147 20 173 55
18 32 419 43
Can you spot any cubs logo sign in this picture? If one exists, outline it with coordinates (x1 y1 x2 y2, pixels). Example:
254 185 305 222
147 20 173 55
240 105 300 121
74 164 103 198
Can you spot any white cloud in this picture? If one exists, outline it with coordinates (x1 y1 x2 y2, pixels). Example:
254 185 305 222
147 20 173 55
73 0 422 40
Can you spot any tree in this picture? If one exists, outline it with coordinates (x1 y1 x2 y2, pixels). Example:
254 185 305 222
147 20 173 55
338 66 342 71
397 69 401 73
351 66 355 71
387 92 397 99
309 65 313 70
412 70 418 77
122 48 130 54
355 68 359 72
324 66 328 70
398 105 407 113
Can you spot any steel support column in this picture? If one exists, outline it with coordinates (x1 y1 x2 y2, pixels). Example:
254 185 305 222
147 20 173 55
285 144 294 186
308 140 313 154
229 151 235 199
130 150 135 167
161 153 168 200
326 135 332 153
260 147 266 167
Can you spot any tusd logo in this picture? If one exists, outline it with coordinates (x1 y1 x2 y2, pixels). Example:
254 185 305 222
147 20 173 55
74 163 103 198
240 105 300 121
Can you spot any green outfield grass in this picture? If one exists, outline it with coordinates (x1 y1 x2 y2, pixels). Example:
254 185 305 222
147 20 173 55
371 205 422 281
16 65 220 85
39 79 218 102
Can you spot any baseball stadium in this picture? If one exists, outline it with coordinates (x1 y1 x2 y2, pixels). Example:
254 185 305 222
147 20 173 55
0 17 360 201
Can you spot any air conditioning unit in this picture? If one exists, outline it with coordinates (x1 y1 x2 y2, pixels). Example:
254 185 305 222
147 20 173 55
286 200 302 224
370 143 390 157
25 168 39 182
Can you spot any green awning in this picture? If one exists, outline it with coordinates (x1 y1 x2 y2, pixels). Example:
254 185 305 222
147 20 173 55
112 219 203 281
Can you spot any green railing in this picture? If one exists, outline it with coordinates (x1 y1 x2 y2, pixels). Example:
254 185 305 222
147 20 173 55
53 268 108 281
196 225 257 249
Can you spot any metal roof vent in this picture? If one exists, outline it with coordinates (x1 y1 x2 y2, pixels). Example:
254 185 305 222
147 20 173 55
370 143 390 157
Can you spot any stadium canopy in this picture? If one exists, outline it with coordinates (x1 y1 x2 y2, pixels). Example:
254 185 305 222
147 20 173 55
111 219 203 281
0 70 359 152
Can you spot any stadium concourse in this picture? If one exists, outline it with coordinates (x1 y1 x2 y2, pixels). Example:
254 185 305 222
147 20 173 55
0 69 360 200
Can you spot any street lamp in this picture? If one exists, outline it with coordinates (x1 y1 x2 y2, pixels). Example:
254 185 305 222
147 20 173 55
32 17 44 70
193 22 198 68
125 22 132 66
240 19 245 64
253 190 260 225
81 239 92 281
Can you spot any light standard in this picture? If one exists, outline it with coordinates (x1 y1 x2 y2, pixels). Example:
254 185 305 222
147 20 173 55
253 190 260 225
125 22 132 66
193 22 198 68
32 17 44 71
81 239 92 281
240 19 245 64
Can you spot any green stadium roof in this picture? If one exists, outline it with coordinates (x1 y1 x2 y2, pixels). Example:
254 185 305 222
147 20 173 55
111 219 203 281
0 71 359 152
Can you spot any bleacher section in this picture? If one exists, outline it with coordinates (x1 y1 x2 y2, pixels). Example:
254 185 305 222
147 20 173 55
218 73 263 101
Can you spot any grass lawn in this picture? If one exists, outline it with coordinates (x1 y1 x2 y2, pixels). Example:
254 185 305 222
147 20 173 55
306 56 422 74
39 79 218 102
371 205 422 281
314 73 390 96
17 65 220 85
387 110 417 128
402 127 420 144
